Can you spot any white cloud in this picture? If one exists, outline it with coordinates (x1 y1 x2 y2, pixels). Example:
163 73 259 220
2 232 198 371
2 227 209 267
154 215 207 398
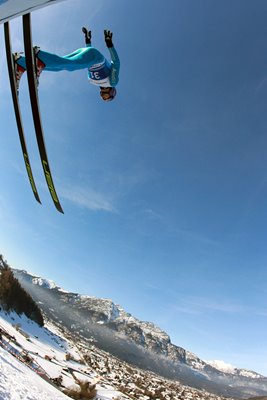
143 208 163 220
60 185 116 212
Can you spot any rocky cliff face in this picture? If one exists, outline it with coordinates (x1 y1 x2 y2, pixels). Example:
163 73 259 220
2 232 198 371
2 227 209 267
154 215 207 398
51 289 194 366
13 269 267 398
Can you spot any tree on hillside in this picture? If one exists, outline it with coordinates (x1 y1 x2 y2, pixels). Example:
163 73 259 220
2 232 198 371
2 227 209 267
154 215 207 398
0 257 44 326
0 254 6 269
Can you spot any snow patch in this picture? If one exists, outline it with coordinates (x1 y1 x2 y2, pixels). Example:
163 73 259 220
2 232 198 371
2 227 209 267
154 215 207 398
32 277 58 290
207 360 237 374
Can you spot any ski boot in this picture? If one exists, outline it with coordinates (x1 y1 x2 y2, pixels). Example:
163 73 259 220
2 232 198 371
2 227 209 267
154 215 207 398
13 52 26 94
33 46 46 87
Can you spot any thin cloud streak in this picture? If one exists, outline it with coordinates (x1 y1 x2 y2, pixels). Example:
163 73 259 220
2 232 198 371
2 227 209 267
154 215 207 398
172 227 221 247
173 296 243 315
255 77 267 93
61 185 116 212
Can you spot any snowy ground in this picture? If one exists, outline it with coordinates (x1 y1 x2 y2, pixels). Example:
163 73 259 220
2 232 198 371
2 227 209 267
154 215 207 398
0 346 69 400
0 310 124 400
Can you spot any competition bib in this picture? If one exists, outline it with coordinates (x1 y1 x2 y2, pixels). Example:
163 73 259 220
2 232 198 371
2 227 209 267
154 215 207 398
89 61 110 82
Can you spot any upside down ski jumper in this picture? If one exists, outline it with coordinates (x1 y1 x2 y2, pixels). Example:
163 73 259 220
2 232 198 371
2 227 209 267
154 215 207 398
16 43 120 88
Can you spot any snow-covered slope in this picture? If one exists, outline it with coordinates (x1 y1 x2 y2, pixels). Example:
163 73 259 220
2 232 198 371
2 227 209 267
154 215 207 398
0 310 125 400
0 346 68 400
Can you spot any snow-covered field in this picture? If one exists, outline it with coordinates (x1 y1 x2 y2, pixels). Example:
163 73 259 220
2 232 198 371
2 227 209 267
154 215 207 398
0 310 124 400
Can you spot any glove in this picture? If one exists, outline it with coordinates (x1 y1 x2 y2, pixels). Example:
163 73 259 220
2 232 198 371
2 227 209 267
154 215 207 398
104 30 113 48
82 27 91 45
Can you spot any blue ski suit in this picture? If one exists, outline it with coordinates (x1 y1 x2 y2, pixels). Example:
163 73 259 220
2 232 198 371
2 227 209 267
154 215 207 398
17 44 120 88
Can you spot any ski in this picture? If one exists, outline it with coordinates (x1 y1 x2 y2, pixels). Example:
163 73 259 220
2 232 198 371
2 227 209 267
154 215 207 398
4 21 41 204
22 13 64 214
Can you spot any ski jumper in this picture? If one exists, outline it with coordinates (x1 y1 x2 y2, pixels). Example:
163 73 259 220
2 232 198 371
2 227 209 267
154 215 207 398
17 44 120 88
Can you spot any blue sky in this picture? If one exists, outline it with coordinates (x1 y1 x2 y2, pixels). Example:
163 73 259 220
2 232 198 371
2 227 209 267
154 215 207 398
0 0 267 375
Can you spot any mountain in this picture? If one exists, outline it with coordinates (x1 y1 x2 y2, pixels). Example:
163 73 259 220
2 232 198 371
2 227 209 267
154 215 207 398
13 268 267 399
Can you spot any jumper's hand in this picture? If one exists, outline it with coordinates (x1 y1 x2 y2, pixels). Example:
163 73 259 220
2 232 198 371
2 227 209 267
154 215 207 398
82 27 91 45
104 30 113 48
